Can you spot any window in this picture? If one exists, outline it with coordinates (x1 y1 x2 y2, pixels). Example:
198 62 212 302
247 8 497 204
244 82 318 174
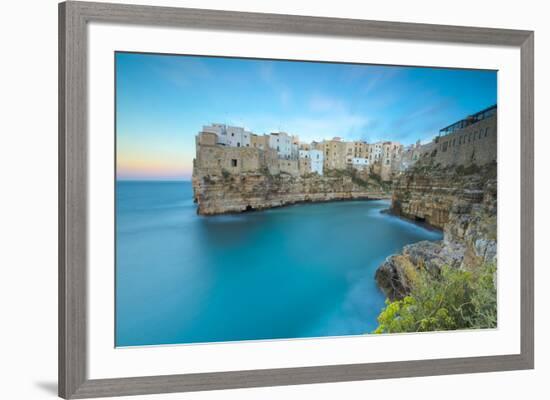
237 142 241 147
485 127 490 137
231 159 238 167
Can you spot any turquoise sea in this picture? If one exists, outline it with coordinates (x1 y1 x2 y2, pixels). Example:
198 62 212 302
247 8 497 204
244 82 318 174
115 181 442 347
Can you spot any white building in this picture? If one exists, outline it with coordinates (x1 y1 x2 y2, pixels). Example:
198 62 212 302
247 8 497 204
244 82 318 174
309 149 324 175
201 124 251 148
269 132 292 159
226 126 251 148
369 142 384 162
202 123 228 146
299 149 323 175
352 157 369 171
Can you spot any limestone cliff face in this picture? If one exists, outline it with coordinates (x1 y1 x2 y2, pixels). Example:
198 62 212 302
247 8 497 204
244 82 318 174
376 163 497 300
192 172 390 215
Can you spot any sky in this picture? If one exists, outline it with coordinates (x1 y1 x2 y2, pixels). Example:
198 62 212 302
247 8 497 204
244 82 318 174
116 52 497 181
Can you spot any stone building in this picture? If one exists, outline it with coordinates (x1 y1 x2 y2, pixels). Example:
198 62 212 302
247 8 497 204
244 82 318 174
345 141 369 165
299 157 311 175
202 123 228 146
291 135 300 160
194 131 279 177
311 141 323 151
431 105 497 167
197 124 408 181
321 137 347 170
250 133 270 150
278 159 299 176
378 141 404 180
395 105 497 172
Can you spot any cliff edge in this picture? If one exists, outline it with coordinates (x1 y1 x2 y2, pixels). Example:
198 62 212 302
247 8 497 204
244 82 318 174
192 170 391 215
376 162 497 300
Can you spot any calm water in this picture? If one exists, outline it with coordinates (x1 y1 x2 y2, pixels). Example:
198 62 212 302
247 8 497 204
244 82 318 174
115 181 442 347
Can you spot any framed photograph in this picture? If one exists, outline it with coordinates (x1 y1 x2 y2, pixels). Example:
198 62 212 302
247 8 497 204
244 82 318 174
59 1 534 398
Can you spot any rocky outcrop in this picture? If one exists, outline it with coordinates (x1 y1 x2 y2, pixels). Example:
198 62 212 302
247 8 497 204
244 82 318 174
376 162 497 300
389 163 495 229
192 172 390 215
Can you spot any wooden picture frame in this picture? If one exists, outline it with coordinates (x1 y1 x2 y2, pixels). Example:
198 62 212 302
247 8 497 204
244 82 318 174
59 1 534 398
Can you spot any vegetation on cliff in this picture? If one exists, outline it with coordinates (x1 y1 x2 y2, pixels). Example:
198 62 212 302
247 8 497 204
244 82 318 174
373 160 498 334
374 263 497 333
324 168 391 191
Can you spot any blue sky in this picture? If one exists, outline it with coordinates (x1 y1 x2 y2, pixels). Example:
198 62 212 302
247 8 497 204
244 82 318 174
116 52 496 180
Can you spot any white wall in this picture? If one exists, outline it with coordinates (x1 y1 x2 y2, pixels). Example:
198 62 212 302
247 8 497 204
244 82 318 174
310 150 324 175
202 123 228 145
352 157 369 170
269 132 292 159
0 1 548 400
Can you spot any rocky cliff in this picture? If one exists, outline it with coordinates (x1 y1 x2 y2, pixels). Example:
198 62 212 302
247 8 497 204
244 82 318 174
376 162 497 300
192 171 390 215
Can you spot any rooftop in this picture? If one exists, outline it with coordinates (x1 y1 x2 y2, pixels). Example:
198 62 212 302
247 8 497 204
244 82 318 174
438 105 497 136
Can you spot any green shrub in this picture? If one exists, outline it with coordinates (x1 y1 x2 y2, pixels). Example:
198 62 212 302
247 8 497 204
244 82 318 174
373 263 497 334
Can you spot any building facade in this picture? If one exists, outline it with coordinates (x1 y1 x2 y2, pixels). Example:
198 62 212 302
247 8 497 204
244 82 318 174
298 149 324 175
321 137 347 170
202 123 252 148
309 149 324 175
197 123 411 181
352 157 369 171
432 105 497 167
269 132 293 160
250 133 270 150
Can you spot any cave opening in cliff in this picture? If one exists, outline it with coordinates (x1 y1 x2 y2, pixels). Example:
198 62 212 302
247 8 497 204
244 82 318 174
415 216 426 222
245 205 255 212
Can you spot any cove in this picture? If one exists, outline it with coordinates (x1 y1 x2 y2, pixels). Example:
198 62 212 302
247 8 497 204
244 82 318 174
115 181 442 347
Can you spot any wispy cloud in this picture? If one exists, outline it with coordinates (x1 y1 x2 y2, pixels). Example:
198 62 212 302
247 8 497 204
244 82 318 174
364 67 402 95
229 106 370 142
152 57 212 88
258 63 293 108
308 93 347 113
